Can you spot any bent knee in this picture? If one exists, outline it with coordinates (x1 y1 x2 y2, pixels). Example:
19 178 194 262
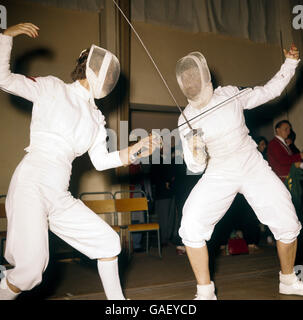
270 221 302 245
112 231 121 253
101 229 121 258
179 215 213 249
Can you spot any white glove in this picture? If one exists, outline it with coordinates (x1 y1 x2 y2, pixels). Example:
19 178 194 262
129 132 162 163
187 133 208 165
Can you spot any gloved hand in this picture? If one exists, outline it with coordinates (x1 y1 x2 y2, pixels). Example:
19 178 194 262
119 132 162 165
129 132 162 163
187 133 208 164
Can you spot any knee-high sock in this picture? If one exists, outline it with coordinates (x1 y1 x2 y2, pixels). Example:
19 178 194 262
97 258 125 300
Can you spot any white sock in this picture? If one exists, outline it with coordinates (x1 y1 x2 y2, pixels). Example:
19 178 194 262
97 258 125 300
279 271 297 285
197 281 215 297
0 275 20 300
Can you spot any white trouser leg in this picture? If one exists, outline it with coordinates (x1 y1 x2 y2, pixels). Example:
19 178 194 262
179 173 239 248
49 198 121 259
0 271 20 300
5 184 49 291
240 163 301 243
49 196 123 300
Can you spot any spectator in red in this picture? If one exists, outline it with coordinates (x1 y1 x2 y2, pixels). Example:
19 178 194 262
267 120 303 182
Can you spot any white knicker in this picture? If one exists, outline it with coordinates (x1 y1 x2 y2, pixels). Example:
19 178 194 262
179 150 302 248
4 153 121 291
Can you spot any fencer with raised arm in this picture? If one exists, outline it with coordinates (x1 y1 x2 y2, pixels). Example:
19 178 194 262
0 23 160 300
177 45 303 299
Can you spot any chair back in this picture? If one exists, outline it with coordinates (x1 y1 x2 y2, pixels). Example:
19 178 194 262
79 192 117 225
114 190 149 223
114 189 147 199
82 199 116 214
115 198 148 212
79 191 114 200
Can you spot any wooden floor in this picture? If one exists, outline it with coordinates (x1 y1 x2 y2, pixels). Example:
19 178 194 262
15 242 303 301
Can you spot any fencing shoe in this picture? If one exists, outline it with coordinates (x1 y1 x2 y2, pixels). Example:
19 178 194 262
194 281 217 300
279 271 303 296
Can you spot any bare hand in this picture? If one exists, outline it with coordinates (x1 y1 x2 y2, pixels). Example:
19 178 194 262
3 23 39 38
295 162 301 168
284 44 300 61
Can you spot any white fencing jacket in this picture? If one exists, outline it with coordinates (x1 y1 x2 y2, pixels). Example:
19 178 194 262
0 33 122 173
178 58 300 174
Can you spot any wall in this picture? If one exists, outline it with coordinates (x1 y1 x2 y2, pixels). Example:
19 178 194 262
129 21 301 146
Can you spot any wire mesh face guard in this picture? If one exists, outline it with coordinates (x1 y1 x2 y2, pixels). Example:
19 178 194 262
86 44 120 99
176 52 213 109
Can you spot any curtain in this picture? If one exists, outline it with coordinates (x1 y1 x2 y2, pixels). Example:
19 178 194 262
27 0 104 12
131 0 285 45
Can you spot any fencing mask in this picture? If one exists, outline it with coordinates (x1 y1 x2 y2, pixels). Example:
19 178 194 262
86 44 120 99
176 52 213 109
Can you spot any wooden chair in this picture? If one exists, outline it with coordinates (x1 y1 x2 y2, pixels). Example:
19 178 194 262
114 190 161 258
0 195 7 265
79 192 121 239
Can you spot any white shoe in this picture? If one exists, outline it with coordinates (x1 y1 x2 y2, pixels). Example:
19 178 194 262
279 279 303 296
279 271 303 296
194 281 217 300
0 272 20 300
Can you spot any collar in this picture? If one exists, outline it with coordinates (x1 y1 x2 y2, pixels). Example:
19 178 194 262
275 135 292 155
68 80 91 101
275 135 287 146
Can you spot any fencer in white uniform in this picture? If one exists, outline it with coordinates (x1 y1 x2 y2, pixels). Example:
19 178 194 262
177 47 303 299
0 23 158 300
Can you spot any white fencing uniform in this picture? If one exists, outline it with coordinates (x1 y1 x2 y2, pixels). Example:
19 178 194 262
178 58 302 248
0 34 122 291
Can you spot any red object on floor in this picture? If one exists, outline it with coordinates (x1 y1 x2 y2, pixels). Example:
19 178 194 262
228 238 249 255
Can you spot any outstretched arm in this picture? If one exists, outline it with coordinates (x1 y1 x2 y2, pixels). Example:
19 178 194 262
0 23 45 102
89 118 161 171
239 44 300 110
